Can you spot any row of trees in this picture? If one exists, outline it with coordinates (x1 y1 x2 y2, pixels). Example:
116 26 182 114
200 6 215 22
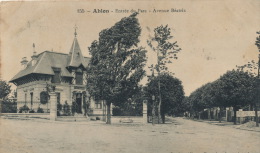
186 31 260 125
186 70 258 124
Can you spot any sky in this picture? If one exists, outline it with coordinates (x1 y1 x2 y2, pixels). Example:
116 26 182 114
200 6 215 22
1 0 260 96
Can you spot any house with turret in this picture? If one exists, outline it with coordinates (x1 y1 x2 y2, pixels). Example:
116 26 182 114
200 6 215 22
10 30 106 117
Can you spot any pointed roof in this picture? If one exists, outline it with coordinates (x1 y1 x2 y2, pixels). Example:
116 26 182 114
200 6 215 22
67 33 88 68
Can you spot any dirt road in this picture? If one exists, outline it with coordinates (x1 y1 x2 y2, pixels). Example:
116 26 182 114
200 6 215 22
0 117 259 153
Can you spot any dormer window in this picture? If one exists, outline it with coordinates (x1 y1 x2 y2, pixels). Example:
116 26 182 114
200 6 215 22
51 67 61 83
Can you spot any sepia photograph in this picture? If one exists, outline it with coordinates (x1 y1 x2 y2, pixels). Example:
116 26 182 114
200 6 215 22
0 0 260 153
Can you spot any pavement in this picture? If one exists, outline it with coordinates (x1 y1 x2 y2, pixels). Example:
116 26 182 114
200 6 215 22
187 118 260 132
1 117 260 153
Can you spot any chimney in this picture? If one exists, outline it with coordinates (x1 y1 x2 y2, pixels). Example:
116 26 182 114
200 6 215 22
21 57 28 69
31 43 37 66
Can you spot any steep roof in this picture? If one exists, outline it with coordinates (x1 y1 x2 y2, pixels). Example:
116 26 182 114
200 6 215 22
67 37 88 68
10 51 90 82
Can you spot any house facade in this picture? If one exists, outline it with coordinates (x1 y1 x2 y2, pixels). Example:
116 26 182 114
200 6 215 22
10 31 106 117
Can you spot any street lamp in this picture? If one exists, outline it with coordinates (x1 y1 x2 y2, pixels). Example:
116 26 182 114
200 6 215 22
152 95 155 125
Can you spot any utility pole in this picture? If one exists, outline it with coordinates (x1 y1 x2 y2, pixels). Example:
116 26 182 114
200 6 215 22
255 54 259 127
255 31 260 127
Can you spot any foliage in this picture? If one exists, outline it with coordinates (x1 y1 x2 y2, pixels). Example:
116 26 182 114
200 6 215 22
57 102 62 116
71 101 78 115
236 60 258 76
217 70 257 108
0 100 17 113
113 86 143 116
29 109 35 113
0 80 11 99
255 31 260 52
37 107 44 113
63 101 71 116
19 105 30 113
40 91 49 104
187 69 257 124
147 25 182 123
147 25 181 73
146 73 185 121
87 13 147 124
57 102 62 111
218 70 257 124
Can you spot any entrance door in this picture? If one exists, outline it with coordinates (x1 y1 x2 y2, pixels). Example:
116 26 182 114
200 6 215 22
76 97 82 113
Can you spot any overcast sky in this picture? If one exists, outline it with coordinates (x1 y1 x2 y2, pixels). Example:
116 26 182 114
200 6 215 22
1 0 259 96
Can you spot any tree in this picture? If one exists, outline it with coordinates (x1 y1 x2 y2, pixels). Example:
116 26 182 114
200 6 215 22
147 25 182 123
180 97 192 117
0 80 11 100
235 31 260 126
146 73 184 123
113 86 144 116
189 83 211 119
217 70 257 124
87 13 147 124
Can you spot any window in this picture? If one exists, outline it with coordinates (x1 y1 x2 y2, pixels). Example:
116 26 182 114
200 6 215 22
30 92 33 106
95 100 102 109
75 72 83 85
25 93 27 104
51 67 61 83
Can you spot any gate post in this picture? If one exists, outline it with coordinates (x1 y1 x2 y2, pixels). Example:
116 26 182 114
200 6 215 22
143 100 148 124
49 92 57 121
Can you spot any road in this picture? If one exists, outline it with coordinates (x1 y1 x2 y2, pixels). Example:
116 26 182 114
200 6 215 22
0 117 259 153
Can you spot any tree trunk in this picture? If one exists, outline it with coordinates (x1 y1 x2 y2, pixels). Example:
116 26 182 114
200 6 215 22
106 102 111 124
152 100 155 125
233 107 237 125
218 107 222 123
161 113 165 124
208 109 211 120
158 80 162 124
215 109 218 120
212 108 216 120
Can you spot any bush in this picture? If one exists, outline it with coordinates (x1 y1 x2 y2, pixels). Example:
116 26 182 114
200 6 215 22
63 102 71 116
1 101 17 113
29 109 35 113
37 107 44 113
19 105 29 113
71 102 78 115
57 103 62 111
96 117 100 120
57 102 62 116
